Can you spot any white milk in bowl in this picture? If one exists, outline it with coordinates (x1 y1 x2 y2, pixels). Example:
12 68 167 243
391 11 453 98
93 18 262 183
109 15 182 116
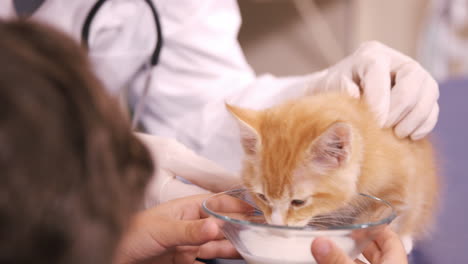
241 253 312 264
238 229 355 264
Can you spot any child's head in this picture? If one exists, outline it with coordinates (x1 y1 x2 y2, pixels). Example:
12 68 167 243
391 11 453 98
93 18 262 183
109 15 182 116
0 20 153 263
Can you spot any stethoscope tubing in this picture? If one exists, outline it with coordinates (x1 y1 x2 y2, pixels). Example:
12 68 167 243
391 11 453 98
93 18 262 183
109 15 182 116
81 0 163 129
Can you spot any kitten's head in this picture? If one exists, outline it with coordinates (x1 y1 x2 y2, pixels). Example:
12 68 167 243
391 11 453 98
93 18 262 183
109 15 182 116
227 97 364 226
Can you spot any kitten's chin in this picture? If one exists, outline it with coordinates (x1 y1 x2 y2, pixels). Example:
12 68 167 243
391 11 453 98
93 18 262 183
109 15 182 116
286 219 310 227
265 218 309 227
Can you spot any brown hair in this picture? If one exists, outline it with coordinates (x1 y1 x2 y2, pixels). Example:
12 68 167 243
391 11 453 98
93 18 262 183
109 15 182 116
0 19 154 263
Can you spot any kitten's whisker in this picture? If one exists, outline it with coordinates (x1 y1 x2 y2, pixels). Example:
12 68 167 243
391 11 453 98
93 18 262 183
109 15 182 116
310 216 357 221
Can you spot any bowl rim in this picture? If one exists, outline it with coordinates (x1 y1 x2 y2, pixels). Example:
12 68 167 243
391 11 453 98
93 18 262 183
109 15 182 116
202 189 397 231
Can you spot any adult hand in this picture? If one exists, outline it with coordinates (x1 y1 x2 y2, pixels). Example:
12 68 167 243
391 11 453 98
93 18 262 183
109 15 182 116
311 227 408 264
114 194 251 264
311 41 439 140
137 133 241 207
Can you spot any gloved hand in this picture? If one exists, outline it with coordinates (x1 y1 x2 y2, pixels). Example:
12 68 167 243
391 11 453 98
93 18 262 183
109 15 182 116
310 41 439 140
136 133 241 207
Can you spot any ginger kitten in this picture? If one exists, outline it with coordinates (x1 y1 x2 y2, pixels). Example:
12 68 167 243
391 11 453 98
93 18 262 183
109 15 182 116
226 92 438 252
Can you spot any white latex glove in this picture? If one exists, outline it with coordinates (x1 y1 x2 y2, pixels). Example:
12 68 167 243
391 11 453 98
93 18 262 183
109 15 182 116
136 133 241 207
310 41 439 140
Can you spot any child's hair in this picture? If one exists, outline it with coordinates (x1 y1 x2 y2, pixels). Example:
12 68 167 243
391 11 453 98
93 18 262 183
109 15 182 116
0 19 154 264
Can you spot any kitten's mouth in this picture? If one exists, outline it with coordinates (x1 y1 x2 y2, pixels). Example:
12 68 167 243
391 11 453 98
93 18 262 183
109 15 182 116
265 218 310 227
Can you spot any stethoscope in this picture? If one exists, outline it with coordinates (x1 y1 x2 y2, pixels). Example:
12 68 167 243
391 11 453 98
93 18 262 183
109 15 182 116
81 0 163 130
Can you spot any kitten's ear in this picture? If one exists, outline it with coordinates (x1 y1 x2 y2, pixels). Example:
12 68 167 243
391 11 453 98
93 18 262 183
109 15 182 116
226 103 261 155
308 122 352 171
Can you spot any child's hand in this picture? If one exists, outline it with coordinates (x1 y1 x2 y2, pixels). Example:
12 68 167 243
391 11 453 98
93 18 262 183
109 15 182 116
311 226 408 264
114 194 250 264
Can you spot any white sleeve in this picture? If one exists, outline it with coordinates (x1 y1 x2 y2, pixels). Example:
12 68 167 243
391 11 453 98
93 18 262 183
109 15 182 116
0 0 15 18
140 0 325 172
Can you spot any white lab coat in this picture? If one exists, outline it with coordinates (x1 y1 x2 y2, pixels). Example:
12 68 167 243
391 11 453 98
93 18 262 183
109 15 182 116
2 0 323 172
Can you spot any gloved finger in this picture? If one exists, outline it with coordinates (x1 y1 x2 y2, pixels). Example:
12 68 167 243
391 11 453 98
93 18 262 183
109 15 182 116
339 75 361 98
159 177 211 204
137 134 240 192
410 103 439 140
162 139 240 192
357 41 412 70
384 62 425 128
311 237 355 264
157 218 220 248
356 59 392 126
198 239 241 259
394 76 439 138
143 168 209 207
317 71 360 98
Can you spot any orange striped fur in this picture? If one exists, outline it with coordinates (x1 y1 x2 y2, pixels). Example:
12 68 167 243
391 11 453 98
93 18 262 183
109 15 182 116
227 92 438 244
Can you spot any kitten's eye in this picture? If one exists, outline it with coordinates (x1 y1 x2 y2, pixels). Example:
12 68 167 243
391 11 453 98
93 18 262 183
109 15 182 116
330 142 343 149
257 193 267 202
291 199 306 207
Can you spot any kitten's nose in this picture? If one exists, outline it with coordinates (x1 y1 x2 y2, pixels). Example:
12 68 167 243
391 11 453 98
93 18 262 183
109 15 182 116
270 209 285 225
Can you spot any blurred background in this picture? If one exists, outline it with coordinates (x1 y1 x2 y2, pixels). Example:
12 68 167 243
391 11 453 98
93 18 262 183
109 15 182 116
12 1 468 264
238 0 468 82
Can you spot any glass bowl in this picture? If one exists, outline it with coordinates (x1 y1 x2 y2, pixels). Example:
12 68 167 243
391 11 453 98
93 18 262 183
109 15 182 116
202 189 396 264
